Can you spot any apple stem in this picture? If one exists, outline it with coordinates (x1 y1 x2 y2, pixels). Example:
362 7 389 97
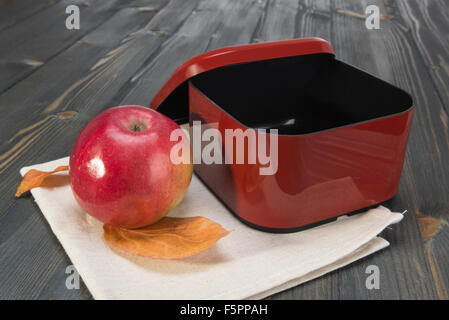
127 118 149 132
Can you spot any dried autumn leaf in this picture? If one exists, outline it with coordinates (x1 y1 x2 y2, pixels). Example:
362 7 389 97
104 216 231 259
15 166 69 197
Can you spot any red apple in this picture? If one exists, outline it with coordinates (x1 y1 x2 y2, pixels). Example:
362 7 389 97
69 105 192 229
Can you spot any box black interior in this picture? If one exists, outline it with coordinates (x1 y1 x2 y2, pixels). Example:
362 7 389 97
158 53 413 135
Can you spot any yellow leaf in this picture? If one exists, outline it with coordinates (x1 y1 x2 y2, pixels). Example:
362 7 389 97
15 166 69 197
104 216 231 259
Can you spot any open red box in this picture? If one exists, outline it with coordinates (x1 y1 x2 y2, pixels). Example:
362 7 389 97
150 38 414 232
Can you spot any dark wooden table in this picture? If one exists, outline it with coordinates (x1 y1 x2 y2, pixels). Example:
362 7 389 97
0 0 448 300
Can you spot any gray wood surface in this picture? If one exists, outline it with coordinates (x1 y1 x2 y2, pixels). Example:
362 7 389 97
0 0 447 299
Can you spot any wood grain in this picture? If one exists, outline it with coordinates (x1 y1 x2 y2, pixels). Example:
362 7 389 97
0 0 169 93
396 0 449 113
120 0 261 105
0 0 58 32
0 0 447 299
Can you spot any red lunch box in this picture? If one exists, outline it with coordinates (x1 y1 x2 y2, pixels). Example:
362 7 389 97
149 38 414 232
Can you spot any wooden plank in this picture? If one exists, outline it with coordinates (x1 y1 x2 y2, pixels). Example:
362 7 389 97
0 0 168 94
389 0 449 300
0 0 58 31
392 0 449 299
396 0 449 114
207 0 266 49
120 0 265 106
36 257 93 299
295 0 332 40
255 0 299 41
0 0 201 147
0 198 88 299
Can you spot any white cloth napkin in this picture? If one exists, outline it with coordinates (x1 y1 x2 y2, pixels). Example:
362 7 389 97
20 157 403 300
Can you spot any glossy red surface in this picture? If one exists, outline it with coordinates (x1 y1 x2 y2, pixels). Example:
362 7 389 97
69 105 192 229
149 38 413 231
150 38 334 111
189 84 414 229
